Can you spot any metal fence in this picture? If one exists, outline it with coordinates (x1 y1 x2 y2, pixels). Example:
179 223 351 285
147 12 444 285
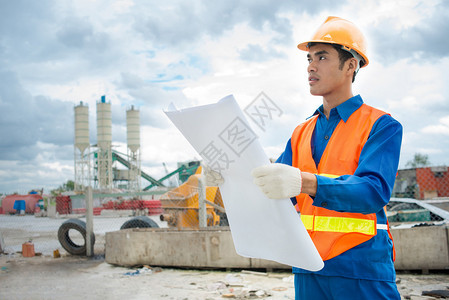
0 175 227 257
393 166 449 200
0 190 166 256
1 166 448 257
391 166 449 223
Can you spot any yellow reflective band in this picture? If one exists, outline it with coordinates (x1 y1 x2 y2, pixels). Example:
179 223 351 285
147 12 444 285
300 215 375 235
300 215 313 230
317 173 341 178
315 216 375 235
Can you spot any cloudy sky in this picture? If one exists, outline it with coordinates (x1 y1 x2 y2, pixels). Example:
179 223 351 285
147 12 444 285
1 0 448 194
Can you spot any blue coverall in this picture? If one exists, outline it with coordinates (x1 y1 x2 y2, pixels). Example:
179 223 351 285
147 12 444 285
277 95 402 300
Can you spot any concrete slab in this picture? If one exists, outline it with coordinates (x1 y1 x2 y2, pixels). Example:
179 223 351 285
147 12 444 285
105 227 289 269
106 225 449 271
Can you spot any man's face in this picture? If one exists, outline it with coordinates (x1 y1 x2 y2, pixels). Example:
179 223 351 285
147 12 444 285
306 43 347 98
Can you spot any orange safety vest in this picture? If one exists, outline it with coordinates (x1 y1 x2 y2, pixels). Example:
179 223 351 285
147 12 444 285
291 103 395 261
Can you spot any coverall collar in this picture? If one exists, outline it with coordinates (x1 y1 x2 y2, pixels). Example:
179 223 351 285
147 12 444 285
311 94 364 123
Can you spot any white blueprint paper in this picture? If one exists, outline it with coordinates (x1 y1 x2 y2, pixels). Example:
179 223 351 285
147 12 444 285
165 95 323 271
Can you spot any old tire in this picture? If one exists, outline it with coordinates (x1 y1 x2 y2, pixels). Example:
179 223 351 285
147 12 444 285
58 218 95 256
218 212 229 226
120 216 159 229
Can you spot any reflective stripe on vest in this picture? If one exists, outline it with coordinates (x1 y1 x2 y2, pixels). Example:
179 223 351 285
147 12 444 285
312 173 384 233
318 173 340 179
300 214 387 233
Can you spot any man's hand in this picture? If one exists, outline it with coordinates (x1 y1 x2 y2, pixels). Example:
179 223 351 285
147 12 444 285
251 163 302 199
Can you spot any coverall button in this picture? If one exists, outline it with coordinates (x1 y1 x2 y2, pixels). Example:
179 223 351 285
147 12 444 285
324 135 329 140
322 202 328 207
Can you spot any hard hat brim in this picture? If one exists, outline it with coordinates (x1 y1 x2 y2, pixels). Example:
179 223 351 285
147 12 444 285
297 40 369 68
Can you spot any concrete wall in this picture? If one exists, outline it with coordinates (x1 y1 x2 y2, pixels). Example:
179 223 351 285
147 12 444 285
105 228 288 269
106 226 449 271
392 225 449 270
107 228 240 268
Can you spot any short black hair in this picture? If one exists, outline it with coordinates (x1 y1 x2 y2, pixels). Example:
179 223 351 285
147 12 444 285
309 42 359 82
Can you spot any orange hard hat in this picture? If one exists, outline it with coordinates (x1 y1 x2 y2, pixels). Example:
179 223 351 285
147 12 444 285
297 16 369 67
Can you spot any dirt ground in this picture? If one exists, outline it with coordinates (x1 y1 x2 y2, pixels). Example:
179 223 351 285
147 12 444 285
1 254 448 300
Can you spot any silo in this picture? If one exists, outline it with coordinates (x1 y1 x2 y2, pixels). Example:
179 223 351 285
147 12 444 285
96 95 113 190
96 96 112 149
126 106 141 191
74 101 90 191
74 102 89 155
126 106 140 152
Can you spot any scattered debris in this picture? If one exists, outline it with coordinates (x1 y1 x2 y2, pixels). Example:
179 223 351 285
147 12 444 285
282 275 294 283
53 249 60 258
422 289 449 298
241 270 267 276
221 289 272 299
249 289 271 297
123 266 153 276
225 273 244 286
22 242 35 257
208 281 227 291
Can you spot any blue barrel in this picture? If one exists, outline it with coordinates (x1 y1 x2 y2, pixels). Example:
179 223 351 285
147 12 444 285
13 200 26 214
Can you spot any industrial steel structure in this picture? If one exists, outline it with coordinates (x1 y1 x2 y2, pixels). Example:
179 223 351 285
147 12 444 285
73 95 148 192
73 95 196 193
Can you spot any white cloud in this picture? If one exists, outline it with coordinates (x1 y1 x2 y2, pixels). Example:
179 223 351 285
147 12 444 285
421 116 449 135
1 0 449 193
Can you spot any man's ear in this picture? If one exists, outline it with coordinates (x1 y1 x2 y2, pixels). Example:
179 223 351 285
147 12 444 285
347 57 358 73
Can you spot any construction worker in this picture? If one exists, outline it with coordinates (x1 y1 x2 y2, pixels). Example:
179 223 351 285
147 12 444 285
252 16 402 299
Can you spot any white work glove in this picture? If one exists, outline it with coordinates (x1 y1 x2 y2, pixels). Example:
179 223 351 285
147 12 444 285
203 165 225 186
251 163 302 199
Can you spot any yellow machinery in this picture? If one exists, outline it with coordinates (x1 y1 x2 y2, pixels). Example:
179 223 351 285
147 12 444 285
159 168 226 229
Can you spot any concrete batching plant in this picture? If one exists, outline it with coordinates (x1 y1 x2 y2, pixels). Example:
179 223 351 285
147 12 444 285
73 96 142 192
